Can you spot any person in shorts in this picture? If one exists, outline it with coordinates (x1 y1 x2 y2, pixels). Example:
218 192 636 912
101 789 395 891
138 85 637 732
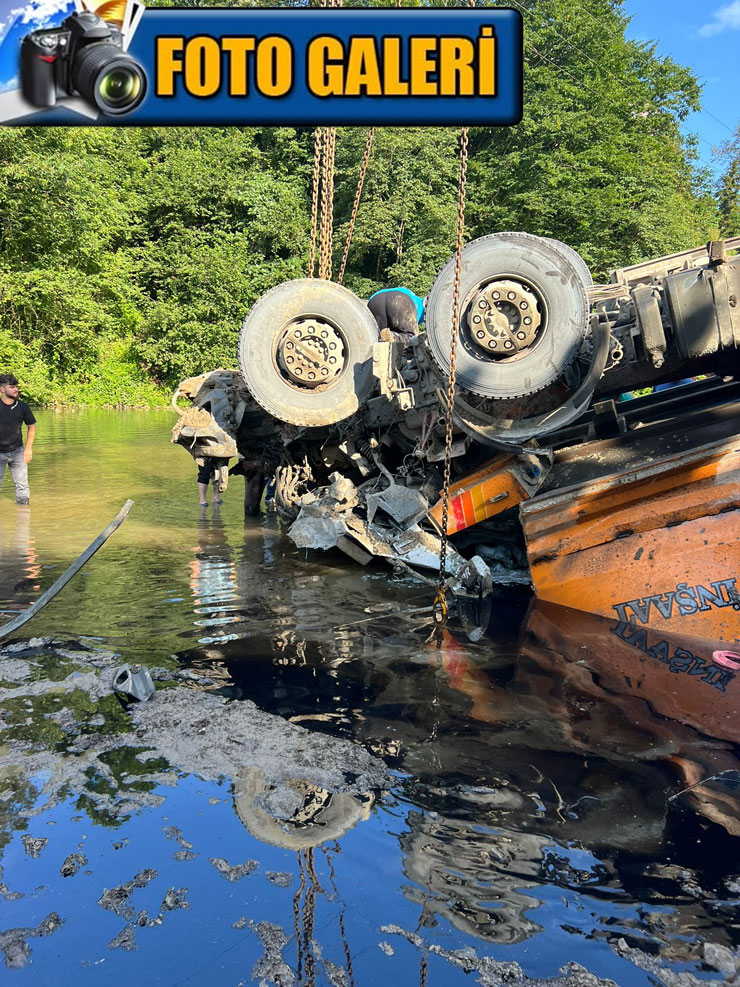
0 374 36 506
197 456 228 507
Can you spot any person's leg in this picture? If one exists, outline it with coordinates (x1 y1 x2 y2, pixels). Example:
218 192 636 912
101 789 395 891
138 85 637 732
243 472 265 516
7 449 29 505
197 460 213 506
0 454 7 495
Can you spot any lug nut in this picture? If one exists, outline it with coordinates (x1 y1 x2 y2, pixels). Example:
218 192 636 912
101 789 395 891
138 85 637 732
523 317 532 325
473 315 481 324
517 331 526 340
476 331 485 339
504 340 513 348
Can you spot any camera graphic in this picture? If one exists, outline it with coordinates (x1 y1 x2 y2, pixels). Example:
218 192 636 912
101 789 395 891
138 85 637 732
21 11 146 116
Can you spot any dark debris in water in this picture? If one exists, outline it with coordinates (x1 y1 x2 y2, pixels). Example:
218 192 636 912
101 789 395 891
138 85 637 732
265 871 293 888
0 912 63 970
160 887 190 912
209 857 258 882
381 924 622 987
98 869 158 920
60 852 87 878
250 921 295 987
21 834 48 858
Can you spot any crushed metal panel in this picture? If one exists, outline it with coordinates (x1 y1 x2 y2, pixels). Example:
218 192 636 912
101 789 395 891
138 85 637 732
289 510 347 551
335 535 374 566
171 369 243 460
390 525 466 574
365 479 429 527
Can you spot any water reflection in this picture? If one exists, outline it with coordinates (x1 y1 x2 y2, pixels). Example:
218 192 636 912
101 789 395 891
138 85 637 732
188 504 239 643
0 509 42 617
174 519 740 960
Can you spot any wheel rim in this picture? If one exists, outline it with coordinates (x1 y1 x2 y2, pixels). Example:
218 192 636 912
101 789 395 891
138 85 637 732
467 276 544 358
276 317 346 390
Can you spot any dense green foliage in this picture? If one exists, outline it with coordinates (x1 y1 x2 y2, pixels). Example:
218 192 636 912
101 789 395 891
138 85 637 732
0 0 729 405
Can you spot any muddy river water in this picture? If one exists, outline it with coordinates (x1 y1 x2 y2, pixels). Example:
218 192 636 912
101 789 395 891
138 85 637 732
0 410 738 986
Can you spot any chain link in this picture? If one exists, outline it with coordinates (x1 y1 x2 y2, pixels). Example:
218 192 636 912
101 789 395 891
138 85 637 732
338 127 374 285
432 127 469 628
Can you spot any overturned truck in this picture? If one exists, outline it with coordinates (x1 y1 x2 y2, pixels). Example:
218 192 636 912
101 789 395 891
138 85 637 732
173 232 740 644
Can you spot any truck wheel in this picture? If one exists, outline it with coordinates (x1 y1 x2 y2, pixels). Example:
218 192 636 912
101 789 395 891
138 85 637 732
238 279 379 427
424 232 590 399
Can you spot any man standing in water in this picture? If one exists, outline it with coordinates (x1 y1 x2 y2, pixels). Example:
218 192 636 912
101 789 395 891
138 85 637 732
0 374 36 506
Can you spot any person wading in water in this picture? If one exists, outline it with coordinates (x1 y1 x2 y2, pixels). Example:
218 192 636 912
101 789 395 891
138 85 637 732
0 374 36 507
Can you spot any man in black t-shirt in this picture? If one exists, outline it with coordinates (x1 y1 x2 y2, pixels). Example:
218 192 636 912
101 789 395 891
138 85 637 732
0 373 36 506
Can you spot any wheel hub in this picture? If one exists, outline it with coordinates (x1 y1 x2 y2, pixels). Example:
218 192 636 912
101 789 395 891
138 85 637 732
468 278 543 358
278 318 345 388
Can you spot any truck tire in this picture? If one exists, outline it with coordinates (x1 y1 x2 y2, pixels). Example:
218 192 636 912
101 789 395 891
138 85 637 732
542 236 593 288
238 279 379 428
424 232 590 399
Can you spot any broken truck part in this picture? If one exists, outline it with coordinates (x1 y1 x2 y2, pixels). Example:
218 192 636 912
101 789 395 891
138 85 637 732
172 233 740 643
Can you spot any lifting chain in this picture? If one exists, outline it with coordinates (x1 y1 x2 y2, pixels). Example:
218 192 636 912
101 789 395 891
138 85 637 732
338 127 374 284
307 0 341 280
432 127 470 630
308 127 323 278
318 125 337 279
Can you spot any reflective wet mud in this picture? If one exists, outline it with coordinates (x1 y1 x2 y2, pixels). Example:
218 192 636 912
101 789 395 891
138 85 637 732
0 411 738 985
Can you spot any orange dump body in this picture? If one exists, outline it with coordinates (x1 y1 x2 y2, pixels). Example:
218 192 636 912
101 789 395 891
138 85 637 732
521 434 740 645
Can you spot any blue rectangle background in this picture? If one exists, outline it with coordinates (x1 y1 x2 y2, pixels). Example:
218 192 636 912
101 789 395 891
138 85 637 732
10 7 523 126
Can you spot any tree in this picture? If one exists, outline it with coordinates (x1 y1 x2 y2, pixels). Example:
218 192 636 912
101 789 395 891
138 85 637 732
466 0 717 279
717 129 740 237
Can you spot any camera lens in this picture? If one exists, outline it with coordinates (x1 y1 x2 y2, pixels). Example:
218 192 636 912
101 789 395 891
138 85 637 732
72 44 146 115
98 67 141 109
